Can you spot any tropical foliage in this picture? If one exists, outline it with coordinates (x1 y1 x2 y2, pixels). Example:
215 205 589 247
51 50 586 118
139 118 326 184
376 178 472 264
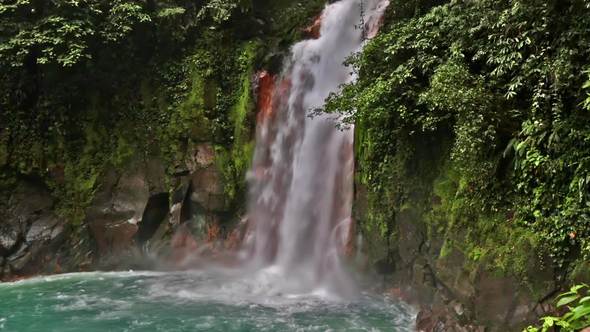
0 0 324 222
525 284 590 332
324 0 590 273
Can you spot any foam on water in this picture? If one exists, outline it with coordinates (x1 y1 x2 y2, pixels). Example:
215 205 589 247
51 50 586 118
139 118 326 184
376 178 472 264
0 271 414 331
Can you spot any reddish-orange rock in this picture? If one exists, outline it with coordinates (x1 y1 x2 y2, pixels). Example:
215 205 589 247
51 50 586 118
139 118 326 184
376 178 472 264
256 71 276 124
303 14 322 39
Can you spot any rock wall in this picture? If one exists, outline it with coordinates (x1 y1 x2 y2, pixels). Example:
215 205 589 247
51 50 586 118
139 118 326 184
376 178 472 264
0 143 247 281
352 129 566 331
0 180 67 279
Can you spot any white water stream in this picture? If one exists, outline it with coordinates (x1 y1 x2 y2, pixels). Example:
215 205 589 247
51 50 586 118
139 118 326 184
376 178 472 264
243 0 389 297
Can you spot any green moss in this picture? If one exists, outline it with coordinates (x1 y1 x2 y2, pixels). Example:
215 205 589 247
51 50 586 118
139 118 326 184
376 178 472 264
230 41 258 145
174 69 210 140
427 162 542 280
211 41 259 211
215 142 254 204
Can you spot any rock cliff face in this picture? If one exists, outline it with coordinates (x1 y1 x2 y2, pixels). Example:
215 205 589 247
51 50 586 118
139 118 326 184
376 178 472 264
0 0 328 280
351 130 562 331
0 145 246 281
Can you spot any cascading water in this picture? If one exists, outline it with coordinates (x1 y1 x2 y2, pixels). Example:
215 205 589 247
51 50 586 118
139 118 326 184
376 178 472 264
243 0 390 297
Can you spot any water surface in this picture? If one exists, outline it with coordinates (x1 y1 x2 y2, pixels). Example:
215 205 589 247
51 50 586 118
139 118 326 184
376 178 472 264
0 271 414 332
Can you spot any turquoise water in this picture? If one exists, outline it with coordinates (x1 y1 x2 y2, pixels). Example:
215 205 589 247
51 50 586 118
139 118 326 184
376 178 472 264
0 271 415 331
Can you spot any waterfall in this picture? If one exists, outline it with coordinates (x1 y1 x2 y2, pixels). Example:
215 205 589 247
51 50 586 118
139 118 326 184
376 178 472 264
243 0 389 296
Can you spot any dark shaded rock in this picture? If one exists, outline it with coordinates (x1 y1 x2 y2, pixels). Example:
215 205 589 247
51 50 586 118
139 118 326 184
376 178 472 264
135 193 170 245
8 248 31 272
145 159 167 194
9 180 54 217
190 168 226 212
0 179 69 278
374 257 395 275
86 159 167 257
88 211 139 255
396 208 425 267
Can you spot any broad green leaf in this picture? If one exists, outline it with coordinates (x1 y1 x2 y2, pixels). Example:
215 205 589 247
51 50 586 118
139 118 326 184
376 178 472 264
570 305 590 321
557 295 580 307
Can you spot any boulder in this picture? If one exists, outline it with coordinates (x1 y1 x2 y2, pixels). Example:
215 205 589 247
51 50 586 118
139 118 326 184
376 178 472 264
86 164 148 256
8 246 31 272
190 168 226 212
26 215 61 243
86 158 169 257
0 179 67 277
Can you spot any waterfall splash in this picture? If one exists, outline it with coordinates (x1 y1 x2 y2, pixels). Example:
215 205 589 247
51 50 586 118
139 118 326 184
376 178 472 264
242 0 389 298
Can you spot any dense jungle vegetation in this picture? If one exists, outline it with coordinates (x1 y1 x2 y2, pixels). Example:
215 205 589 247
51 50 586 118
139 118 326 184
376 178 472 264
0 0 324 222
325 0 590 284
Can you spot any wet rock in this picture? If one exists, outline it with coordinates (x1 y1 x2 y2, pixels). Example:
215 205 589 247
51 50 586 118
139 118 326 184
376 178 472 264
170 202 183 226
88 213 139 255
303 14 322 39
2 180 55 253
86 159 167 256
7 242 31 271
0 258 8 279
111 169 150 223
186 143 216 172
416 308 439 332
170 224 199 265
191 168 223 194
416 307 485 332
225 217 249 251
0 179 67 278
0 231 18 255
472 272 517 324
135 193 170 245
169 177 191 226
451 301 465 317
190 168 226 212
396 208 425 267
26 215 61 243
9 251 31 272
184 142 228 212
